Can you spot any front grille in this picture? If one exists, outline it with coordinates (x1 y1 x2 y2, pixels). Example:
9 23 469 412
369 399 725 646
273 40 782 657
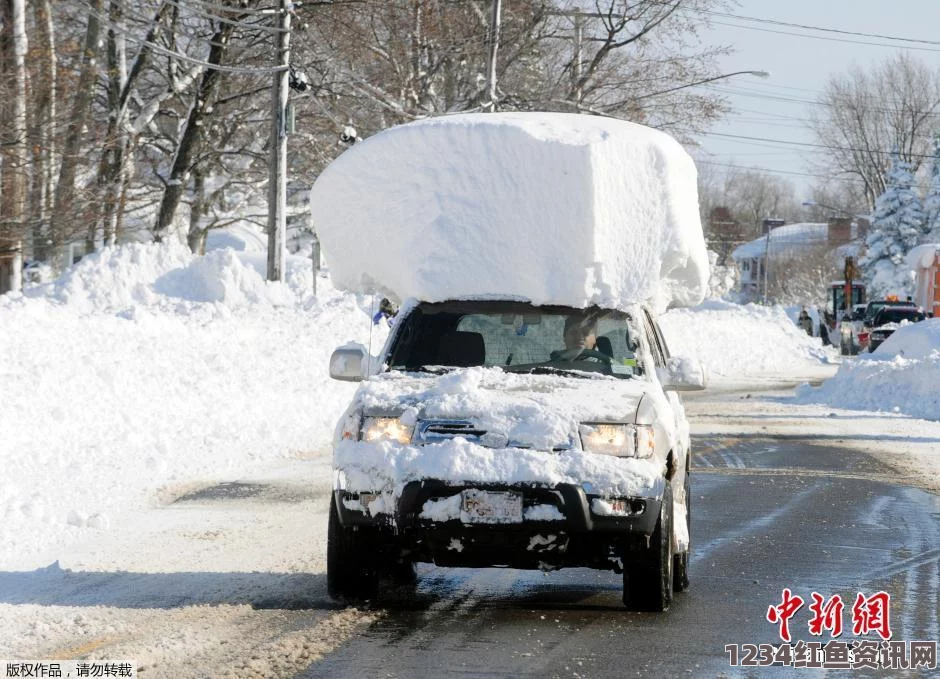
415 419 574 451
415 420 487 444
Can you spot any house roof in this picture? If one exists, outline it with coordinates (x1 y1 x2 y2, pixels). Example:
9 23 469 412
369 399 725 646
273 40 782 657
906 243 940 269
731 222 848 260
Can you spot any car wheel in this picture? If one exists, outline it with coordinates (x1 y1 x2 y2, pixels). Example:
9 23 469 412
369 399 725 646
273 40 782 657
327 496 380 602
672 470 691 593
623 481 674 611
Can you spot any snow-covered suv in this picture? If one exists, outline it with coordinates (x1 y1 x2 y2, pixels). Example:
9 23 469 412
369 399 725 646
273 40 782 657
327 299 705 611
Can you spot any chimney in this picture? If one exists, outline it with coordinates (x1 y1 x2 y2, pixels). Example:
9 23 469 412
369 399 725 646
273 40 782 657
827 217 852 246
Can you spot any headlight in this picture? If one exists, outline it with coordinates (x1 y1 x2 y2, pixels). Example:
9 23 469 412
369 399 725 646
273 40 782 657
579 423 655 458
361 416 414 444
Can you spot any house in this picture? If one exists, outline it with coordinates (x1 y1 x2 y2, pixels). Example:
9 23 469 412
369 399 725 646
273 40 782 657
907 243 940 317
731 219 861 301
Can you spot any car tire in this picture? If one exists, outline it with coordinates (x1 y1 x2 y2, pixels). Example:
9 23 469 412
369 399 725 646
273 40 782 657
623 481 674 612
327 496 380 603
672 470 691 593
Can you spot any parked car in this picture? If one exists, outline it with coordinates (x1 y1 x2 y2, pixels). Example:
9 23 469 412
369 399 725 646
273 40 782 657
842 299 914 353
327 301 705 611
867 306 926 352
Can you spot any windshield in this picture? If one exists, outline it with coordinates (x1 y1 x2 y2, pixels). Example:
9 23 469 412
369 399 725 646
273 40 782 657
387 301 644 379
873 308 924 325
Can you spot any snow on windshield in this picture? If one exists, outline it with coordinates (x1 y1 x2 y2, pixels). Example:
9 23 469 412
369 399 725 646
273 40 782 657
310 112 708 312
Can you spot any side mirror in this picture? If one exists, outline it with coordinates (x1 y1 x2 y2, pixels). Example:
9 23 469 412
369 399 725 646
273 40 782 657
329 345 368 382
657 356 706 392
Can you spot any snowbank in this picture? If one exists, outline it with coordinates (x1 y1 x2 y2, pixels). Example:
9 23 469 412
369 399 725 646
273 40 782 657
795 319 940 420
660 300 837 379
310 112 707 312
0 243 383 568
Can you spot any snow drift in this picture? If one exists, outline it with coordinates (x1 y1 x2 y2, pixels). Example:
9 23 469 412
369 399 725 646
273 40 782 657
310 112 708 312
0 242 384 568
660 299 837 379
796 318 940 421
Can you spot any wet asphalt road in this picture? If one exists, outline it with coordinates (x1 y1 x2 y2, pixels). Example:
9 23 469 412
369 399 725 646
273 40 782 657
302 436 940 678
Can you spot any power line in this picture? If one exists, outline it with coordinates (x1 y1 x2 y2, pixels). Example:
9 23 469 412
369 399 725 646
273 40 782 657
708 19 940 53
701 130 939 159
700 8 940 47
695 159 866 185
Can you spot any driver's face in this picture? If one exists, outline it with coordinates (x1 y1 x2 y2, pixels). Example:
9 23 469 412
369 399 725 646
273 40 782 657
564 321 596 350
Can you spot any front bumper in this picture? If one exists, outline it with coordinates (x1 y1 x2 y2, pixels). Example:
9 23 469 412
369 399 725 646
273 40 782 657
334 480 661 570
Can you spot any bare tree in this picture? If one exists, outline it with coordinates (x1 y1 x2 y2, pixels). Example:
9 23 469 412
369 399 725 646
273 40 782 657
768 243 841 306
700 166 798 235
0 0 29 252
49 0 103 258
810 53 940 210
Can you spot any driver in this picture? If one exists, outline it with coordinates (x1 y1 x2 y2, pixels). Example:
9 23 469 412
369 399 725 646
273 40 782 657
550 314 598 361
563 314 597 351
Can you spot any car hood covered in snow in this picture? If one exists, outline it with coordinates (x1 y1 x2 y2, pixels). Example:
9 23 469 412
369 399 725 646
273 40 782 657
333 367 677 508
353 367 654 448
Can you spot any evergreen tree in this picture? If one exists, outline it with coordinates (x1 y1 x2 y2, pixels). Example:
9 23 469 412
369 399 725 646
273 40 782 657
860 150 925 297
924 133 940 242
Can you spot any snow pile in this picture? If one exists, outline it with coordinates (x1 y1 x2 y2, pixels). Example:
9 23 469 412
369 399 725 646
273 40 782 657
154 248 294 307
41 242 194 312
0 243 383 568
660 300 837 379
705 249 737 299
311 112 707 312
795 319 940 421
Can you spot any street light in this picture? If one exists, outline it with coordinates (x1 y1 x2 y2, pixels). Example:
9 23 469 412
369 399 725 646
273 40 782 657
635 70 770 100
801 200 870 220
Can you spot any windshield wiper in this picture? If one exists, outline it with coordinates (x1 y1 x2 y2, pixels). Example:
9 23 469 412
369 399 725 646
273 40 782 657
508 365 592 378
401 365 453 375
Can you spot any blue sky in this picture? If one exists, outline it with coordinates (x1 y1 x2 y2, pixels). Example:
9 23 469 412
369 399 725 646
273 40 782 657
691 0 940 196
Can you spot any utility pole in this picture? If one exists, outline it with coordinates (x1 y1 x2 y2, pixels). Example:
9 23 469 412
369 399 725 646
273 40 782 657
484 0 501 112
762 226 772 304
572 10 583 105
267 0 291 282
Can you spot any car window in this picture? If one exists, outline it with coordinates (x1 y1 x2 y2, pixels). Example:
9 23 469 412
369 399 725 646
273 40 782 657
874 308 924 325
387 302 646 378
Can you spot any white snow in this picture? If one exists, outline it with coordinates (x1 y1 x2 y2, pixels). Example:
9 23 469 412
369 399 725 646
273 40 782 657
796 318 940 421
0 242 384 569
3 239 940 668
660 299 837 381
310 112 708 312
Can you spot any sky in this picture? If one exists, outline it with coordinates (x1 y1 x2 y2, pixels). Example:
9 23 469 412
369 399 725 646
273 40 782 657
691 0 940 200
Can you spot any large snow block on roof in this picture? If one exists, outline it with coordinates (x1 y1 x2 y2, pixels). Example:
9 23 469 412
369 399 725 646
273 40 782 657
310 113 707 311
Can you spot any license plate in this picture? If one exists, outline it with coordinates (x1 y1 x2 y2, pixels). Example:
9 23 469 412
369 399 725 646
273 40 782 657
460 489 523 524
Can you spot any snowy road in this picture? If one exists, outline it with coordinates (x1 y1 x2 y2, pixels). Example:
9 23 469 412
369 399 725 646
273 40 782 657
306 434 940 678
2 385 939 677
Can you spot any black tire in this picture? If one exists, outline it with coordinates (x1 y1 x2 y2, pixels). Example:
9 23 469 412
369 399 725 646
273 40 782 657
623 481 674 612
673 469 691 593
327 497 380 602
